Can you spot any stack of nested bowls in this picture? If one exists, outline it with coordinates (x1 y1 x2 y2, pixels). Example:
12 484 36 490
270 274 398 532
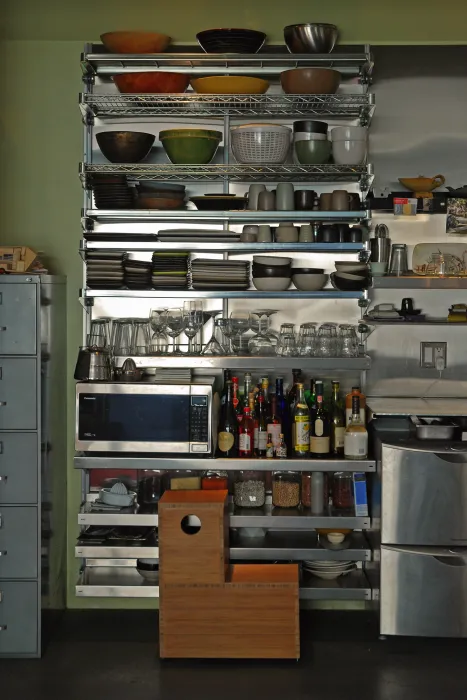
252 255 292 292
293 120 330 165
330 260 370 291
134 182 186 210
231 124 291 164
331 126 368 165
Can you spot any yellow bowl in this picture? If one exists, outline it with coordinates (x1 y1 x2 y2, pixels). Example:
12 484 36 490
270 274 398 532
399 175 445 193
190 75 269 95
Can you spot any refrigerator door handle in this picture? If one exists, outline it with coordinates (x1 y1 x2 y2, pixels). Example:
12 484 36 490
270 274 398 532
434 556 467 567
383 544 467 558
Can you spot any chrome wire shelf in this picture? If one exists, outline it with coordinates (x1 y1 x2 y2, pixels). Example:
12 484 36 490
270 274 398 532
83 209 370 224
81 288 366 300
81 163 373 187
81 240 366 253
80 93 375 123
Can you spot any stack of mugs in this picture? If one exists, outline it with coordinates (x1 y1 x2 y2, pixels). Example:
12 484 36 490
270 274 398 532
330 126 368 165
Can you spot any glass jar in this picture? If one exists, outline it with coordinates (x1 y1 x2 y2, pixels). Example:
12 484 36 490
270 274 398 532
167 469 201 491
202 470 229 491
272 471 300 508
233 471 265 508
332 472 354 510
137 470 165 513
301 472 329 509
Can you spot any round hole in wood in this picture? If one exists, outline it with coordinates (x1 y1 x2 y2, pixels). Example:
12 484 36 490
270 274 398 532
180 514 201 535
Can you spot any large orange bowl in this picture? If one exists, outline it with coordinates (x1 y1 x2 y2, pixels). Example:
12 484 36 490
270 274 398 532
101 31 171 54
114 72 189 94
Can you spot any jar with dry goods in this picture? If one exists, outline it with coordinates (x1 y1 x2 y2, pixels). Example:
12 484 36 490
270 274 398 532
301 472 329 509
233 470 265 508
202 470 229 491
332 472 354 510
167 469 201 491
272 471 300 508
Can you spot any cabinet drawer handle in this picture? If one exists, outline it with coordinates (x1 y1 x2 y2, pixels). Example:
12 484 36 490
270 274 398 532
0 328 6 332
0 476 6 482
0 626 7 631
0 402 7 407
0 551 6 557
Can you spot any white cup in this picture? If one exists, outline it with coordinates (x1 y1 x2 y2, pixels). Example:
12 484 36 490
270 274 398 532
257 225 272 243
299 224 313 242
247 184 266 210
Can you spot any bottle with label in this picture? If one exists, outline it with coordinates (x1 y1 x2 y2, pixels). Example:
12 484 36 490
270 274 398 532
267 395 282 451
216 379 238 458
345 386 366 426
292 383 310 459
276 377 289 455
305 378 316 412
276 433 288 459
310 381 330 458
266 433 274 459
260 375 270 413
330 380 345 455
238 406 255 458
232 376 242 423
249 392 259 456
256 394 268 457
242 372 252 412
287 369 302 411
220 369 232 406
344 396 368 460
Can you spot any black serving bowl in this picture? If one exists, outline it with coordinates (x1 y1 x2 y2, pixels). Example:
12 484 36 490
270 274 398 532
330 271 368 292
96 131 155 164
291 267 324 274
196 28 266 54
252 264 292 278
293 120 328 134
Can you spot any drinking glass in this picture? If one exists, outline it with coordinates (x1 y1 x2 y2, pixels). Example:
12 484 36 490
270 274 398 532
183 301 204 355
166 308 186 354
230 312 251 354
131 319 151 356
316 325 334 358
321 322 339 355
297 324 317 356
200 310 225 355
338 324 359 357
87 332 107 351
113 319 134 356
248 311 276 356
276 333 297 357
217 317 238 355
90 318 112 349
149 309 168 355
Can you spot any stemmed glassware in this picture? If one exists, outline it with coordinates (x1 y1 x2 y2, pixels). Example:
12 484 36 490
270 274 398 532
149 308 168 355
248 311 276 356
200 310 225 356
229 312 251 354
218 317 238 355
166 308 186 354
183 301 204 355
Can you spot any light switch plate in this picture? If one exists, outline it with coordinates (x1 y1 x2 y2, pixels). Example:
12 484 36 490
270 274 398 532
420 342 447 369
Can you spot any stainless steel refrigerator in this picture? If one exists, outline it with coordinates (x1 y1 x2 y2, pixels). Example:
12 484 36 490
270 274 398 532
379 439 467 637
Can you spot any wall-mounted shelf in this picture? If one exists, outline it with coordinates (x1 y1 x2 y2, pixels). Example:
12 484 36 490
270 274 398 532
83 209 369 224
82 239 366 254
300 570 371 600
80 92 375 123
363 315 460 326
81 288 366 300
372 276 467 289
81 163 374 188
74 452 375 471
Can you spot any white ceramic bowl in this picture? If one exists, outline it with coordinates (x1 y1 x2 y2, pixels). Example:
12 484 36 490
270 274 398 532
332 139 367 165
136 568 159 582
292 273 328 290
253 255 292 266
252 277 291 291
331 126 367 141
327 532 346 545
335 261 368 273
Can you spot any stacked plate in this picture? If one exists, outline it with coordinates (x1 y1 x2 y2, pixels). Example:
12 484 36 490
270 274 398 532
302 560 356 581
157 228 241 243
86 252 126 289
92 175 134 210
151 252 190 290
191 258 250 290
123 259 152 290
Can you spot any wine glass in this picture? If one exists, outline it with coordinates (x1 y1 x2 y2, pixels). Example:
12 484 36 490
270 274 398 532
229 312 250 355
217 317 237 355
183 301 204 355
149 308 169 355
248 311 276 356
166 308 186 354
200 310 225 355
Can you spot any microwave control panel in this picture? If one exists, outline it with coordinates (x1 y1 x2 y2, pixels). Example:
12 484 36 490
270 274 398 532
189 396 209 447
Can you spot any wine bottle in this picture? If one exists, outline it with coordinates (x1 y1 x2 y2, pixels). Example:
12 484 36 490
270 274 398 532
257 394 268 457
249 392 259 456
310 381 330 458
276 377 289 455
260 375 270 413
331 380 345 455
267 395 282 452
345 386 366 426
238 406 255 458
266 433 274 460
305 378 316 411
216 379 238 458
287 369 302 411
292 383 310 459
232 376 242 423
242 372 252 412
344 396 368 460
220 369 232 406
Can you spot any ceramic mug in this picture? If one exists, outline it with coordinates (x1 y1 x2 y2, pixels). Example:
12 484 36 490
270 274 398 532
247 184 266 210
258 190 276 211
320 193 333 211
299 224 313 242
276 183 295 211
332 190 352 211
257 225 272 243
294 190 316 211
242 224 259 235
240 232 257 242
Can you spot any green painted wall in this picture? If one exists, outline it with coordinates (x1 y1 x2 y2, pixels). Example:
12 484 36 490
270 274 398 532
1 1 467 608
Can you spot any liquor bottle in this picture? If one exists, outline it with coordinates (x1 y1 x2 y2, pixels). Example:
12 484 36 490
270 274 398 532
256 394 268 457
276 433 288 459
292 383 310 459
344 396 368 460
220 369 232 406
266 433 274 459
232 376 242 423
305 378 316 411
330 380 345 455
267 395 282 452
310 381 331 458
238 406 255 458
345 386 366 426
260 375 270 413
249 392 259 456
216 379 238 458
242 372 252 412
287 369 302 411
275 377 287 420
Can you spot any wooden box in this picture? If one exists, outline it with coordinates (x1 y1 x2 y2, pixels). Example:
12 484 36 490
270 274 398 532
160 564 300 659
158 490 229 585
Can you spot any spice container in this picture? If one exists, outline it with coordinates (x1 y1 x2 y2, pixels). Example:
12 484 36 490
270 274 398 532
301 472 329 509
272 471 300 508
332 472 354 509
202 470 229 491
233 470 266 508
167 469 201 491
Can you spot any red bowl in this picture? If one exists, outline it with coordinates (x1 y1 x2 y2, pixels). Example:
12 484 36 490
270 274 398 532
114 72 189 94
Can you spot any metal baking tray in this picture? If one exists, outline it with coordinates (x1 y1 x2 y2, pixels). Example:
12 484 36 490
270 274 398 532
410 415 457 440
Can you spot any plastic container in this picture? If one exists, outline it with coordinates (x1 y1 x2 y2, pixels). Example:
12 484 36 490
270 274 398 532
167 470 201 491
233 470 266 508
301 472 329 508
332 472 354 509
231 124 291 164
202 470 229 490
272 471 301 508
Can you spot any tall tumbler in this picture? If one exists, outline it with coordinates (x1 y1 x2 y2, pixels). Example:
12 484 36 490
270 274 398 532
388 243 408 276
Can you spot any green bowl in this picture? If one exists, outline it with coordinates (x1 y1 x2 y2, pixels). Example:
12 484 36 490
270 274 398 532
295 139 331 165
159 129 222 164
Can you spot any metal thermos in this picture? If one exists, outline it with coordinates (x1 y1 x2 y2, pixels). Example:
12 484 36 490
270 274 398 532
370 223 391 263
388 243 409 276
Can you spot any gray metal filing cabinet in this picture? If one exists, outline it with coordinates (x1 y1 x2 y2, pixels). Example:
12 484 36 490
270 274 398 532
0 275 66 658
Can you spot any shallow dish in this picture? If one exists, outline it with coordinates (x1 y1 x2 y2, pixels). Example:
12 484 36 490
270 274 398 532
135 194 184 210
252 277 291 291
292 273 328 291
114 72 189 94
331 272 368 291
96 131 155 163
253 255 292 266
334 261 369 273
291 267 324 274
190 75 269 94
100 31 171 54
252 265 292 278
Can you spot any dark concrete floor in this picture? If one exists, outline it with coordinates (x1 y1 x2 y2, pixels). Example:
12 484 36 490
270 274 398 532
1 611 467 700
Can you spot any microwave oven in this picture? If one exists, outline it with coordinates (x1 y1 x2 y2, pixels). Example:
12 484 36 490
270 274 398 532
75 378 218 454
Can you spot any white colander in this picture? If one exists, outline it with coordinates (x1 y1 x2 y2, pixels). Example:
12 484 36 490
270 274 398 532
231 123 291 164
